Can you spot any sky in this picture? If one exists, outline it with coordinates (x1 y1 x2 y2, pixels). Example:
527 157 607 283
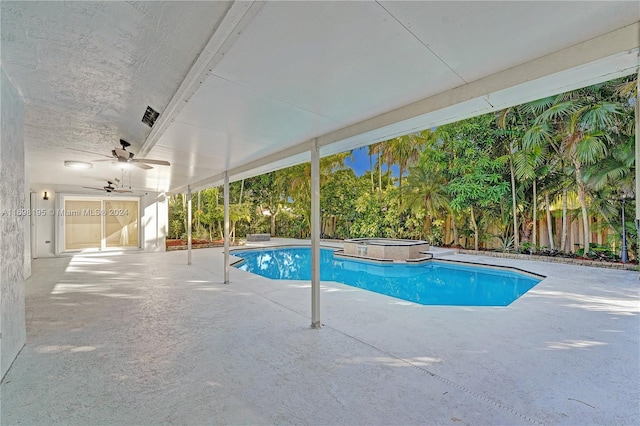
344 147 399 177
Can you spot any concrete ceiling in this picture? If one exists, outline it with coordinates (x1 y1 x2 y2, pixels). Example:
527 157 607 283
1 1 639 194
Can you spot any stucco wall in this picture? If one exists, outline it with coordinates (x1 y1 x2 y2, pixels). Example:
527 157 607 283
23 168 31 278
1 68 27 379
141 192 168 252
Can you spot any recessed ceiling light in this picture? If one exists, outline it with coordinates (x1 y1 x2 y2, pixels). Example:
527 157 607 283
64 160 93 169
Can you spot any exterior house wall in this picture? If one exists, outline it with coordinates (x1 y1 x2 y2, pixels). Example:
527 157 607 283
1 67 27 380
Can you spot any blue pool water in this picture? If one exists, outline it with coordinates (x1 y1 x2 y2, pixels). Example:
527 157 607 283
233 247 541 306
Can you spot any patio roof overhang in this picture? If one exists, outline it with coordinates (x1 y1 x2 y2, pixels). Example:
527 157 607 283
2 1 638 194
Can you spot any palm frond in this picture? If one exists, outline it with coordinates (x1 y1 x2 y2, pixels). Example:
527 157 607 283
581 102 620 130
588 162 629 190
536 101 574 124
521 96 556 116
615 78 638 98
522 124 551 150
574 134 607 164
610 138 635 167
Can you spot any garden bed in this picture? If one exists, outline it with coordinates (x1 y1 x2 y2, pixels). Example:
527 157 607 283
166 239 244 251
457 248 638 271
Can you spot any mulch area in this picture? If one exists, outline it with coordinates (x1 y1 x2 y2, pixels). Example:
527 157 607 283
456 248 638 271
166 239 244 251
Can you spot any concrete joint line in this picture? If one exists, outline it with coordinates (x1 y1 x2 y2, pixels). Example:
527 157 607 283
326 325 545 426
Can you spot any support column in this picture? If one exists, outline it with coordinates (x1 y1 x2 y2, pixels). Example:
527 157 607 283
187 185 192 265
224 172 230 284
311 138 321 329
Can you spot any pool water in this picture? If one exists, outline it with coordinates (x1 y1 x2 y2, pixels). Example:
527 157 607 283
232 247 542 306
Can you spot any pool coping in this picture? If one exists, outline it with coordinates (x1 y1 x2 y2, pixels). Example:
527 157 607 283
343 238 430 247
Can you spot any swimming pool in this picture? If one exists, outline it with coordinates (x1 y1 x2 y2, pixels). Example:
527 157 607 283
232 247 542 306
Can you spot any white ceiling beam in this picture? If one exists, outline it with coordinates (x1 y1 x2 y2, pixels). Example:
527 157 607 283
315 22 640 150
137 1 264 159
173 140 312 194
172 22 640 194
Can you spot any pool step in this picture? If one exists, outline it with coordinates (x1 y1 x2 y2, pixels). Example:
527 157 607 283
406 253 434 263
333 249 438 264
425 249 457 258
333 250 394 263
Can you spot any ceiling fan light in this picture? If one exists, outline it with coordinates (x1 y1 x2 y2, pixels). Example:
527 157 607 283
64 160 93 169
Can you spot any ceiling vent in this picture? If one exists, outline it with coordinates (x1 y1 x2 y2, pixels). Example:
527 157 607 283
142 106 160 128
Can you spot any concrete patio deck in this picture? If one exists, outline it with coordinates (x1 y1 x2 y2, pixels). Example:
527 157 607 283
2 239 638 425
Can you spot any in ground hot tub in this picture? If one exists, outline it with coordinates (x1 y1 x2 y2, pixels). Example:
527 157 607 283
343 238 430 261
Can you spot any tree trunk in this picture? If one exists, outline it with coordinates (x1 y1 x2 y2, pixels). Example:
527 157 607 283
532 179 537 252
575 165 591 253
181 193 187 232
239 179 244 204
378 158 382 202
271 214 276 236
509 157 520 249
424 215 433 242
470 206 479 251
561 188 568 252
397 167 404 234
197 191 201 234
398 167 404 206
545 192 555 250
369 153 374 193
452 214 459 247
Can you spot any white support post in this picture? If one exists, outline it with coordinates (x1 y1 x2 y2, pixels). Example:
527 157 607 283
224 172 230 284
310 138 321 329
187 185 192 266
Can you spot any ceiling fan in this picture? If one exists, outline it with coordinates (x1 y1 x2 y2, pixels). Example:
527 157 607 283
70 139 170 170
83 180 132 193
107 139 170 169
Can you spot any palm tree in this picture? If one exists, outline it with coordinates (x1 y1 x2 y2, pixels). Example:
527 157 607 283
497 107 526 249
383 132 427 206
368 142 384 196
523 88 621 253
274 152 353 236
229 203 251 242
403 157 450 241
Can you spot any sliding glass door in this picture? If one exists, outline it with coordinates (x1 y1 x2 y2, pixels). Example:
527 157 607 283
104 200 139 248
64 200 102 250
63 197 139 251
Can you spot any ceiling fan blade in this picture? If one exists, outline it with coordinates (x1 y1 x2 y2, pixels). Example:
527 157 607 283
131 159 170 166
113 189 133 193
93 159 116 163
131 162 153 170
67 147 112 158
82 186 105 191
